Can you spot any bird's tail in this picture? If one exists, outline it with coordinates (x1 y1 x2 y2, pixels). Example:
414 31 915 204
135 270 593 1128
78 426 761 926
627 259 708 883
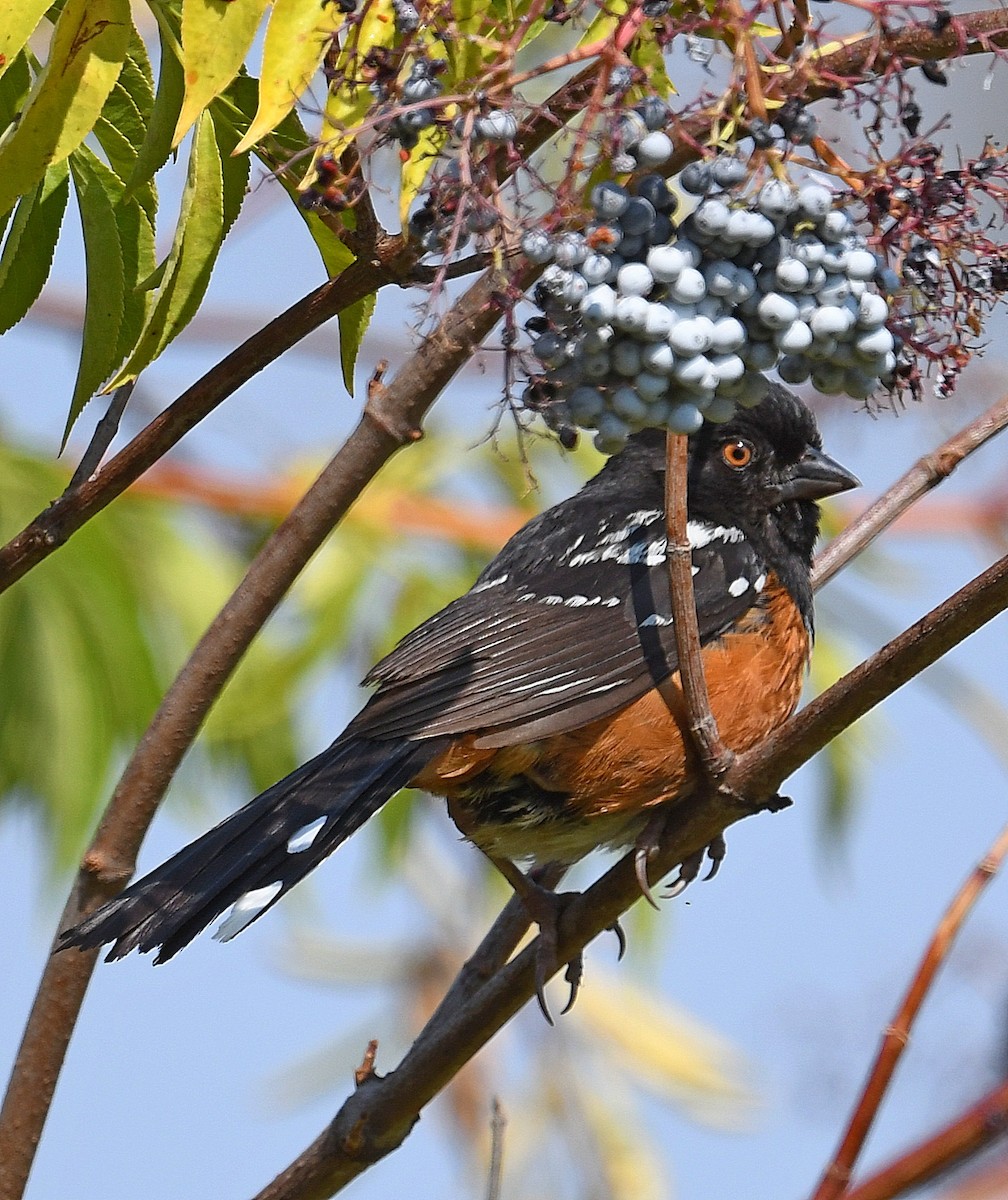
60 733 444 963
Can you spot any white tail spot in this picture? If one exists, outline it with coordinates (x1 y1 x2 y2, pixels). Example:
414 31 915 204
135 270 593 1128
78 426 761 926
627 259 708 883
286 817 326 854
213 882 284 942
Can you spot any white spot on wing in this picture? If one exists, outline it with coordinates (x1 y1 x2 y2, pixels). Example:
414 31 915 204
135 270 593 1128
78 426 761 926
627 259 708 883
568 510 665 567
286 817 326 854
728 576 750 597
687 521 745 549
471 573 508 593
213 882 284 942
638 613 674 627
754 573 767 593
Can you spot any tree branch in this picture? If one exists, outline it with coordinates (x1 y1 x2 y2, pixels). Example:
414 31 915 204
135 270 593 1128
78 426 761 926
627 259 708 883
814 393 1008 591
811 818 1008 1200
249 551 1008 1200
664 433 732 774
0 264 515 1200
0 247 414 597
843 1079 1008 1200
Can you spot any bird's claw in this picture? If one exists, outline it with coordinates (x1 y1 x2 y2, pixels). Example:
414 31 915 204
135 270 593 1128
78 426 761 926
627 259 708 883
520 884 582 1024
664 835 728 898
608 918 627 961
633 810 670 910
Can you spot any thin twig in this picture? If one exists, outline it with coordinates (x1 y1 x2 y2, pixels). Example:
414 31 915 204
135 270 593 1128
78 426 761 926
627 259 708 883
813 393 1008 591
810 817 1008 1200
250 553 1008 1200
663 432 732 775
485 1098 507 1200
843 1078 1008 1200
67 382 134 490
0 264 517 1200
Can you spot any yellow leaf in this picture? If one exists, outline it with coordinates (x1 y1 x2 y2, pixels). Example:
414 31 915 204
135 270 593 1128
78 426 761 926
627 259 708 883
398 123 447 227
572 969 757 1124
173 0 269 147
0 0 50 84
0 0 130 218
318 0 395 162
234 0 345 155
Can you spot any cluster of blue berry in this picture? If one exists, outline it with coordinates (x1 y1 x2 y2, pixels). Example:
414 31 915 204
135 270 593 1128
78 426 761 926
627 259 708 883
523 145 898 452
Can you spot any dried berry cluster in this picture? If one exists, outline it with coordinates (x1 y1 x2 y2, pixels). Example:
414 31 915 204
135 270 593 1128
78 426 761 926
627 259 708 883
861 141 1008 402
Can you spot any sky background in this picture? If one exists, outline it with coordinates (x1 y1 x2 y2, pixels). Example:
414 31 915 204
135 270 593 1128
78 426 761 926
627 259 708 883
3 16 1008 1200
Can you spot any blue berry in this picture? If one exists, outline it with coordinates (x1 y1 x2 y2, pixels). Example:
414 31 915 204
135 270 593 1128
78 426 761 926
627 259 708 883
680 161 713 195
521 230 554 263
591 182 630 218
620 197 658 236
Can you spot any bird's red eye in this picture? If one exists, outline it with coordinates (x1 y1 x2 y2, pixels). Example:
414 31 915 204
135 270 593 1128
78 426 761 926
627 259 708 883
722 439 753 469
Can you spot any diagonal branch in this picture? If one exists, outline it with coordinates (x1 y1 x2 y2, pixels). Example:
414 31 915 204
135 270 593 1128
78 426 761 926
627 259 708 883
0 263 517 1200
843 1078 1008 1200
249 551 1008 1200
0 247 415 597
811 816 1008 1200
814 393 1008 591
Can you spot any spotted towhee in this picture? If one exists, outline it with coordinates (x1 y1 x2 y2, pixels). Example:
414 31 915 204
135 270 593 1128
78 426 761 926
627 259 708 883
62 383 857 989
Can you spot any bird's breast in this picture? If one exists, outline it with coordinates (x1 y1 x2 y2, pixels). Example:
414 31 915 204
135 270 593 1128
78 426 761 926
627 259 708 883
411 576 810 865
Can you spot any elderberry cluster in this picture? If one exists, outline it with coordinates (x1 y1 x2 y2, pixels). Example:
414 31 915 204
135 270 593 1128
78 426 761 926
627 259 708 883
524 151 897 453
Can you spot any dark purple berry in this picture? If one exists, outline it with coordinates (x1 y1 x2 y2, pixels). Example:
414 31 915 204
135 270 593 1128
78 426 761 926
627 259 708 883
901 100 922 137
635 174 676 212
679 161 712 194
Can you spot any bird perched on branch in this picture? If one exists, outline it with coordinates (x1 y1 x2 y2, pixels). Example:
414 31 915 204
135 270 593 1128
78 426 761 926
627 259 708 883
62 383 857 1012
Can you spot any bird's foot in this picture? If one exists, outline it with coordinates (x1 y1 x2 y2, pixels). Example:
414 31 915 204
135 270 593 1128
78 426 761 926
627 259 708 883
510 869 627 1022
514 880 583 1024
632 810 729 902
663 834 727 898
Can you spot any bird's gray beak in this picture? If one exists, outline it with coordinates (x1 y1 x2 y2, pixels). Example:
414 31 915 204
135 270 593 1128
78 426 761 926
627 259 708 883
769 446 860 505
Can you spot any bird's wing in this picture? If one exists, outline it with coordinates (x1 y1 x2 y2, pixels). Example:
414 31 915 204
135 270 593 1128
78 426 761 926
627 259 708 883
357 514 768 747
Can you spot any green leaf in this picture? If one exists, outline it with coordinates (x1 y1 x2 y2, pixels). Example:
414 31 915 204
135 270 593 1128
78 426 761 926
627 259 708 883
119 23 156 126
0 444 164 867
0 161 69 335
234 0 344 155
0 50 31 131
112 191 156 369
338 292 376 395
108 111 225 387
94 79 158 225
301 209 356 277
67 149 126 440
173 0 270 147
124 4 185 196
208 102 250 239
0 0 131 218
0 0 50 85
212 72 356 279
